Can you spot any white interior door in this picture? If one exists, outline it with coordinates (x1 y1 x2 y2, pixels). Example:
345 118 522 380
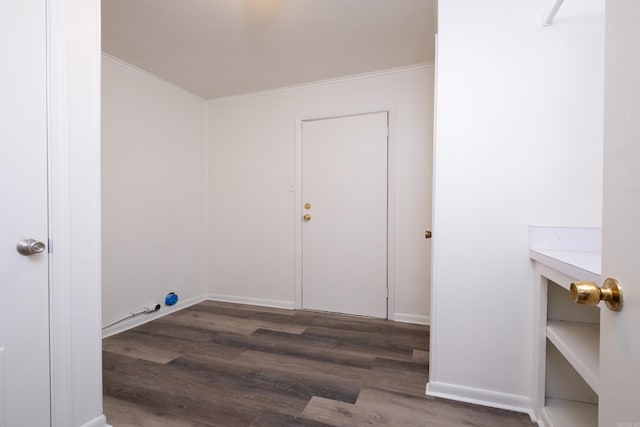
599 1 640 424
301 112 388 318
0 1 51 426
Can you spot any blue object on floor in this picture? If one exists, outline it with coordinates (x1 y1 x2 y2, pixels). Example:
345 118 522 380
165 292 178 306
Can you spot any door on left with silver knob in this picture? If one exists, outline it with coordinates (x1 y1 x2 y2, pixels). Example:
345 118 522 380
16 239 46 256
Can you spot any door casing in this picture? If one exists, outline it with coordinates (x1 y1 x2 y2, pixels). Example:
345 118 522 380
48 0 104 425
295 107 397 319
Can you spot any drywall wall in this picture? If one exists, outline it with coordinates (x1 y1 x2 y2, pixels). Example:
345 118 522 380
429 0 604 413
206 65 434 321
101 55 207 329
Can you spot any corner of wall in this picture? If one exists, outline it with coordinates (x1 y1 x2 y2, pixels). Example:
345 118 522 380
203 96 211 296
80 414 110 427
426 381 534 420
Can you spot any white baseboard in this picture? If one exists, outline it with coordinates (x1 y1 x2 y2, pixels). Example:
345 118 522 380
80 414 109 427
101 295 207 338
204 293 295 310
536 408 551 427
426 381 534 420
393 313 430 325
102 293 425 338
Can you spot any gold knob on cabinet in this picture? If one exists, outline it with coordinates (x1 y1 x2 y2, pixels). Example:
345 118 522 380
303 214 311 221
570 278 623 312
304 203 311 210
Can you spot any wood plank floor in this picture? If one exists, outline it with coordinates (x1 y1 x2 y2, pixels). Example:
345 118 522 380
103 301 536 426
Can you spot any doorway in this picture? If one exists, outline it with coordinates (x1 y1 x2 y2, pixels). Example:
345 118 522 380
299 112 390 318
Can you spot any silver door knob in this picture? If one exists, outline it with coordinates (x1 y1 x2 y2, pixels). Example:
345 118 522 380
16 239 46 256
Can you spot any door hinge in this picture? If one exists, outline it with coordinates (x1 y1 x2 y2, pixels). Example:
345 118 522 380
48 239 53 254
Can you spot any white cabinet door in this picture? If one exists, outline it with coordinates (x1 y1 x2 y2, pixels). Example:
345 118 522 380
599 1 640 425
301 112 388 318
0 1 51 426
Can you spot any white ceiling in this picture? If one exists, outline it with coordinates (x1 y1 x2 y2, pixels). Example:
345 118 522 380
102 0 437 99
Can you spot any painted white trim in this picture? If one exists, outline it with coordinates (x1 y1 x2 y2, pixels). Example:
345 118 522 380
80 415 109 427
426 381 535 420
49 2 105 424
205 294 295 310
0 348 5 427
203 101 210 298
102 295 208 338
48 0 73 425
531 272 549 427
101 293 431 339
294 107 397 320
394 313 430 325
428 32 441 391
386 108 397 321
294 116 303 309
210 63 435 102
102 53 206 101
103 55 433 104
536 408 552 427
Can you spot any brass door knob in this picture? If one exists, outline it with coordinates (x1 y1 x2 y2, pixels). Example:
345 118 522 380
303 214 311 221
570 278 623 312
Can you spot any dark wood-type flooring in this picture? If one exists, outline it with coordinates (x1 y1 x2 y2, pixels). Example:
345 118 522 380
103 301 535 426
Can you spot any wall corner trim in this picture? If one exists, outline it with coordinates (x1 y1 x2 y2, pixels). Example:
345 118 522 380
208 62 434 102
80 414 110 427
426 381 534 420
102 52 206 101
393 313 430 325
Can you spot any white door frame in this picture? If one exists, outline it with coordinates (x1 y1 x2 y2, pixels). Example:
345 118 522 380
47 1 106 426
48 2 74 423
295 107 397 320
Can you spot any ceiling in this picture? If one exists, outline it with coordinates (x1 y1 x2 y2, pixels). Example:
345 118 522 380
102 0 437 99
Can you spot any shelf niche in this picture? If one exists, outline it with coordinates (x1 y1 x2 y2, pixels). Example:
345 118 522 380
543 279 600 427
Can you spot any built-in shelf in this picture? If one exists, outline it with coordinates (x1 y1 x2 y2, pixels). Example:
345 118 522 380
545 398 598 427
530 226 601 427
546 320 600 393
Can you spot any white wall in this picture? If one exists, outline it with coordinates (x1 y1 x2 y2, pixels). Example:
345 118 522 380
429 0 604 413
206 65 434 321
101 56 207 329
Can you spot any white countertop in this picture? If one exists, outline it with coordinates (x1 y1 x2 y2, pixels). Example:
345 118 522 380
529 226 602 283
530 249 601 283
